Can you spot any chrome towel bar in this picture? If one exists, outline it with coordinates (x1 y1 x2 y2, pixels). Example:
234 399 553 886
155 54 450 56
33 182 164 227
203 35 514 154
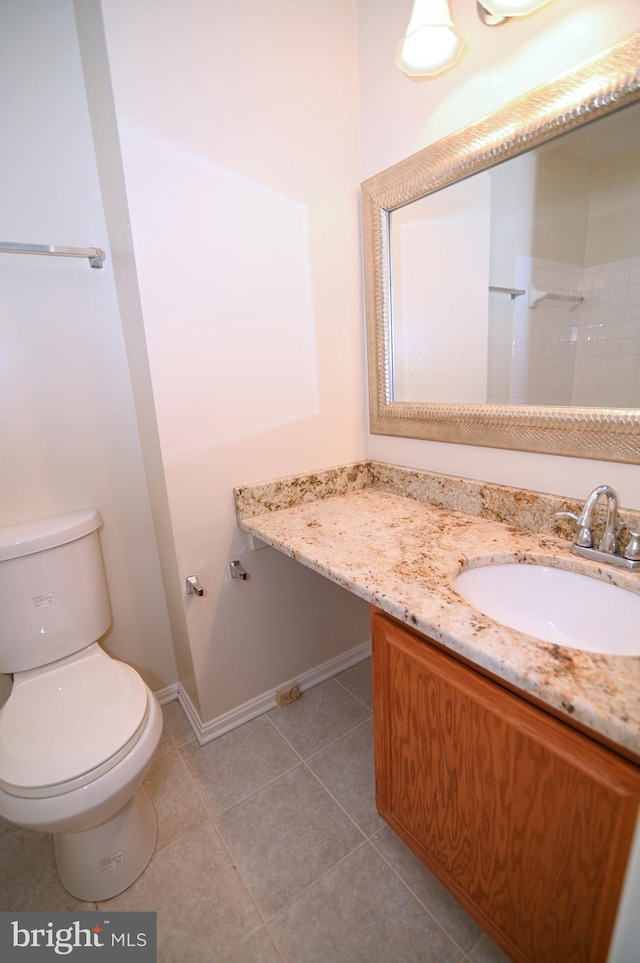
0 241 105 268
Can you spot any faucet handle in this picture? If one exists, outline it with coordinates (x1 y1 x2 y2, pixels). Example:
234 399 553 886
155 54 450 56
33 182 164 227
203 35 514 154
617 523 640 561
554 512 592 547
625 532 640 562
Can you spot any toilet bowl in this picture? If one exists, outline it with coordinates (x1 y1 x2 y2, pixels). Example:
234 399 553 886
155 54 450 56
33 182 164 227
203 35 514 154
0 510 163 901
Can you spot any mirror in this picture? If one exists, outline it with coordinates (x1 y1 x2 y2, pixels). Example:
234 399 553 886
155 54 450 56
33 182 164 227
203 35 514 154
390 104 640 409
362 31 640 463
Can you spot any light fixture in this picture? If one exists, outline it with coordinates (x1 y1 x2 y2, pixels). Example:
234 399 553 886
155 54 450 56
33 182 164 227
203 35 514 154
395 0 465 78
476 0 553 25
397 0 555 77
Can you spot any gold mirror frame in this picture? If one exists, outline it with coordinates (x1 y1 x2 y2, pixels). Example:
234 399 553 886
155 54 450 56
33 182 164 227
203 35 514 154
362 31 640 464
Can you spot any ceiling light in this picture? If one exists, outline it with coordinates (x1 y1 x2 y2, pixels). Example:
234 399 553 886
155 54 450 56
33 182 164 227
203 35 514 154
395 0 465 78
478 0 552 18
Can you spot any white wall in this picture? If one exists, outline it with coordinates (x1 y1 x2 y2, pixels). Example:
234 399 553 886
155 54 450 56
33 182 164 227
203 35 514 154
0 0 177 691
392 176 491 403
97 0 370 724
585 148 640 266
532 149 591 264
358 0 640 509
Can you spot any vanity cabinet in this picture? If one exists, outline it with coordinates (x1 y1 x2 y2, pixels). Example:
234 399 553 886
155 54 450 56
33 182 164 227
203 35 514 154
371 609 640 963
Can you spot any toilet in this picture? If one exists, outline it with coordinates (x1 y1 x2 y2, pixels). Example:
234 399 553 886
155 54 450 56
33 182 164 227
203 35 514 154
0 509 162 901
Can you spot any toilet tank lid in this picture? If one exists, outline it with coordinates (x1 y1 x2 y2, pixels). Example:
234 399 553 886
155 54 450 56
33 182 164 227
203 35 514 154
0 509 102 561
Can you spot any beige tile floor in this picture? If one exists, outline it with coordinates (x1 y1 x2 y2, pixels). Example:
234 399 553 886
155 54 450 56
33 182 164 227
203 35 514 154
0 659 510 963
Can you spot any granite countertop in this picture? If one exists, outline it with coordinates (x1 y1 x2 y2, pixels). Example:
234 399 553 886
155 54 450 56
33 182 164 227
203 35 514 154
234 463 640 761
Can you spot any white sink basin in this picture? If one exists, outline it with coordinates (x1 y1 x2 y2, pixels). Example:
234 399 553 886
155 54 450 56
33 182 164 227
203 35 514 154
454 564 640 656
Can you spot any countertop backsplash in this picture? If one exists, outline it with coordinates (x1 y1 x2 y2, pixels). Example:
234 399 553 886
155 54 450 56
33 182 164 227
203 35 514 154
235 460 640 546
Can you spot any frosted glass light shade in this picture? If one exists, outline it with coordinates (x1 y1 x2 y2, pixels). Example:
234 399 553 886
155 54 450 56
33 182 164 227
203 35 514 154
479 0 552 16
395 0 465 77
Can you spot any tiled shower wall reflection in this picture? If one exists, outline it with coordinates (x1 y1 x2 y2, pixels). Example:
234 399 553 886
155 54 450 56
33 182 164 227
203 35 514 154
509 255 640 406
574 257 640 406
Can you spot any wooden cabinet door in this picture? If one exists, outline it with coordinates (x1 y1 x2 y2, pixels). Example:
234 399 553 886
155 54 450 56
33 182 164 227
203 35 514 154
372 610 640 963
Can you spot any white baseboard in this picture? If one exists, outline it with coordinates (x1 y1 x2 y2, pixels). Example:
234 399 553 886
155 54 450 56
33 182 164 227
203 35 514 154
154 682 180 706
156 638 371 746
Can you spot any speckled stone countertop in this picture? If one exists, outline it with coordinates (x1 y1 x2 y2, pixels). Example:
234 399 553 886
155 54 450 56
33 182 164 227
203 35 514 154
234 462 640 760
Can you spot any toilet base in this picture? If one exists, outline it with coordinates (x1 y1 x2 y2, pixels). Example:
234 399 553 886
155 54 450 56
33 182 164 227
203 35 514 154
53 785 157 901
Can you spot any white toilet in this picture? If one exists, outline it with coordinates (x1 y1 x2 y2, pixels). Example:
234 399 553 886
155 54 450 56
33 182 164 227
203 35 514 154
0 509 163 901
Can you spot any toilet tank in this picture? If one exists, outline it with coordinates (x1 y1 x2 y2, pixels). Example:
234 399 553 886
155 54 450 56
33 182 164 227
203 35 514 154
0 510 112 674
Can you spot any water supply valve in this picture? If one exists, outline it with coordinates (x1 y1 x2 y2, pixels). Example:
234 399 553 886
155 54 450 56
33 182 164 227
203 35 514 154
186 575 204 596
229 560 248 581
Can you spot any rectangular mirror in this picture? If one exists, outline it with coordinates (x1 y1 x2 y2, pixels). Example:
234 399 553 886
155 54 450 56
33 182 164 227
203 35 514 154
362 31 640 463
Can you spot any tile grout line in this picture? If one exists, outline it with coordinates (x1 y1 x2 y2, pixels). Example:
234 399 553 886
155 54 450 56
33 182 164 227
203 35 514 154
368 831 474 960
217 914 286 963
261 837 372 927
332 672 373 712
263 705 373 766
172 715 302 820
261 710 308 762
302 715 373 766
148 747 214 858
299 757 372 842
208 757 370 930
219 925 288 963
202 759 305 821
211 807 276 931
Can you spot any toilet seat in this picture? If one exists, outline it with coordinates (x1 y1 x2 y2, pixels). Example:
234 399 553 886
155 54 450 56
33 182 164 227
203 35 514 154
0 644 149 798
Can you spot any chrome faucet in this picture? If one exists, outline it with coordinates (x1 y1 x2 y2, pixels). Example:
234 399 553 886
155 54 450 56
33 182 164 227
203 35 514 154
556 484 639 570
557 484 618 553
